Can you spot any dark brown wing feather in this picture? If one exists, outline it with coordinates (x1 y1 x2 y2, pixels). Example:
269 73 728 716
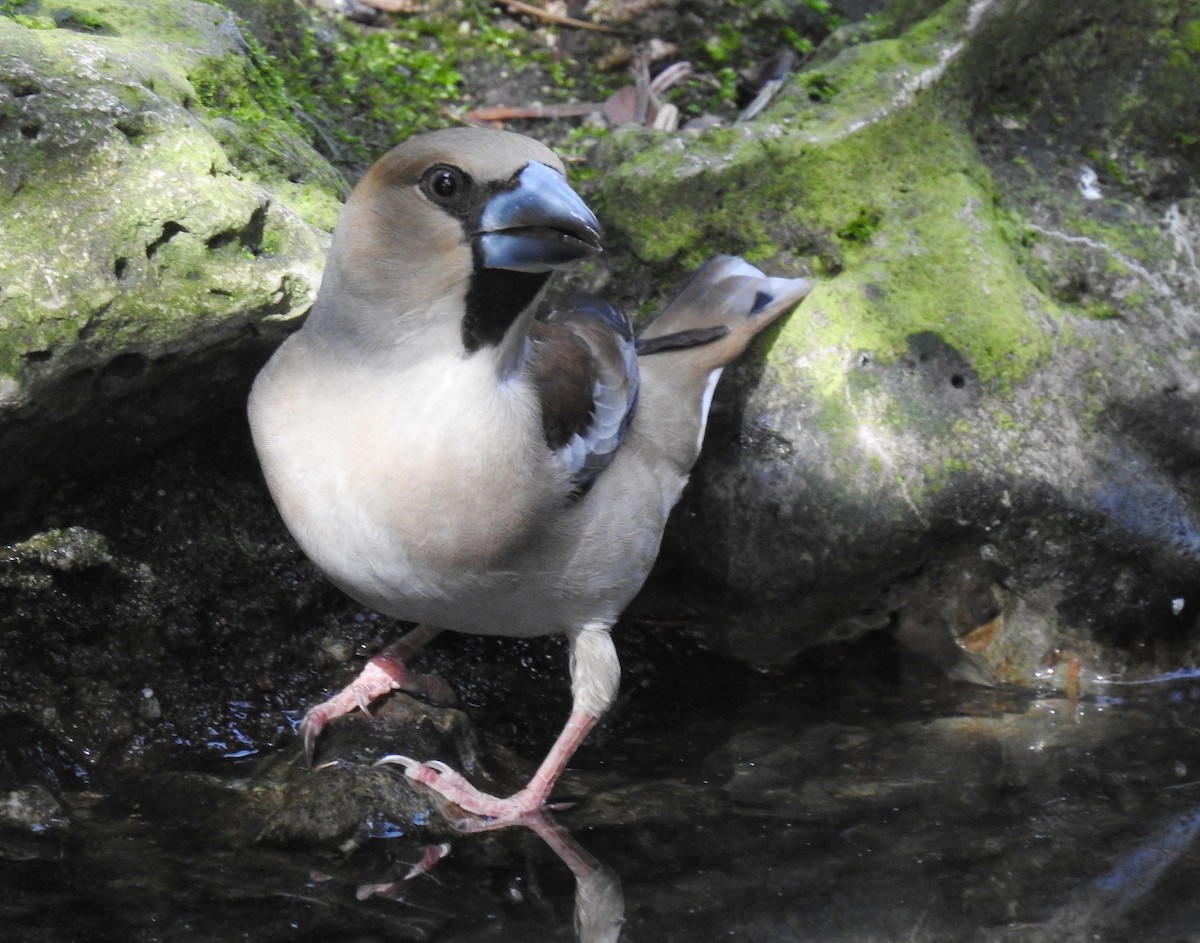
528 296 639 494
529 321 597 450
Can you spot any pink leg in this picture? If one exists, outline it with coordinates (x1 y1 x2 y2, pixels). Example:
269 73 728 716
378 709 598 826
299 623 444 762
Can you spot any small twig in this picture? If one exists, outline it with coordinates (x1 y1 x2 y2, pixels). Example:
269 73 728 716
649 61 693 98
632 53 651 126
354 0 424 12
498 0 616 33
459 102 605 124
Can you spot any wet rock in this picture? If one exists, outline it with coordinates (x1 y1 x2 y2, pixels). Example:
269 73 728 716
0 526 121 591
587 0 1200 683
0 713 90 794
0 421 319 772
0 0 342 527
0 785 68 834
259 694 494 850
75 687 535 910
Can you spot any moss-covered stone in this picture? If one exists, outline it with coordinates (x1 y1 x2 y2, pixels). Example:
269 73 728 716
0 0 343 512
590 0 1060 527
588 0 1200 676
0 525 116 590
958 0 1200 181
226 0 606 179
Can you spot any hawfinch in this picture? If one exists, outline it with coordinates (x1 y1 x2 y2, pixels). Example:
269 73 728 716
249 127 810 824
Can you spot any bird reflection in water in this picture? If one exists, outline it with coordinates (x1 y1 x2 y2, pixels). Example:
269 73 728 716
354 811 625 943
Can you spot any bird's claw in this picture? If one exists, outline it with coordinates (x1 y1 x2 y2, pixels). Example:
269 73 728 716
375 754 542 825
373 753 422 771
299 710 328 766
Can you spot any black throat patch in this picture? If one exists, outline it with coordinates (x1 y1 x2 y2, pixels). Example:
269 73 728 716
462 262 549 353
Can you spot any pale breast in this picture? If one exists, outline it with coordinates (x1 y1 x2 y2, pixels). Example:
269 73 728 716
250 341 561 616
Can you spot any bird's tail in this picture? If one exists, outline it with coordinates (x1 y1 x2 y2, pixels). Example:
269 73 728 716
635 255 811 368
627 256 811 478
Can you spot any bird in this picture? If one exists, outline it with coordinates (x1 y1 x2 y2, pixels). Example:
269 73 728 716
248 126 811 826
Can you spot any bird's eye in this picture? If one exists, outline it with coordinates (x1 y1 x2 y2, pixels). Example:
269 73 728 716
421 165 469 204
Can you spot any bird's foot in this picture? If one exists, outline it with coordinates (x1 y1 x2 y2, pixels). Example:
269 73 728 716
300 658 401 761
375 754 545 829
299 653 454 764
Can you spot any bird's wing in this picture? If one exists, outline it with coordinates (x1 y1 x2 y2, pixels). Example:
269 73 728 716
529 296 640 496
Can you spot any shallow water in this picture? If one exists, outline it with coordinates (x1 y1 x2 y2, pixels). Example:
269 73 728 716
4 636 1200 943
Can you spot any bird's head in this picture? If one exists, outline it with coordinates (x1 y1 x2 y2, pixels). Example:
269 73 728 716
310 128 602 360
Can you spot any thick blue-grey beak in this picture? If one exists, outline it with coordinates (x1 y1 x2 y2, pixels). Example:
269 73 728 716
477 161 602 273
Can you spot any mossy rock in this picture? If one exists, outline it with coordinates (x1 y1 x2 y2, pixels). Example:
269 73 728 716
591 0 1200 678
0 0 344 522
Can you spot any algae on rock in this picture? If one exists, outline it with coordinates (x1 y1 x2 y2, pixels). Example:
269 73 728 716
0 0 343 518
592 0 1200 681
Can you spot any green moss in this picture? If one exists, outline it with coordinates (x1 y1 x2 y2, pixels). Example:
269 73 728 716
798 71 838 102
1083 148 1120 183
1 1 344 231
6 0 232 44
603 92 1055 399
0 4 331 379
702 22 744 65
1181 17 1200 54
10 12 53 27
992 408 1020 433
256 0 590 173
881 0 959 34
836 207 883 243
188 46 344 231
0 123 306 367
592 0 1090 486
0 526 115 591
324 28 462 134
697 0 840 72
